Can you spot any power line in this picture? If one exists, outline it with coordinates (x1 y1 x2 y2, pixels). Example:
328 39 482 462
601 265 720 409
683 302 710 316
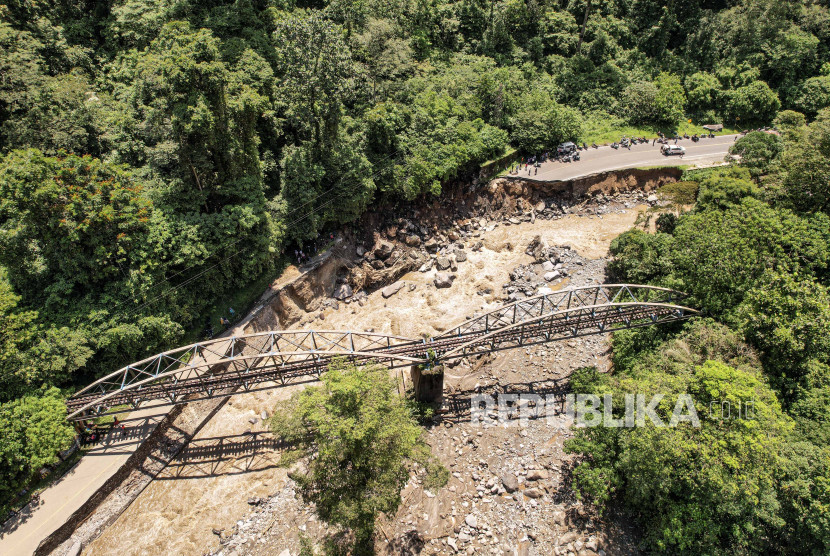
127 149 401 303
117 151 402 319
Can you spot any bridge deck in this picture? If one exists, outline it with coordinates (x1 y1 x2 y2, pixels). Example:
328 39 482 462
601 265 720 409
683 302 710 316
66 285 698 420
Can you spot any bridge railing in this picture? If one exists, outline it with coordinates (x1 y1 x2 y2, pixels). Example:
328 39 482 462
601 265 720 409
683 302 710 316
65 285 698 421
435 284 688 339
66 331 422 420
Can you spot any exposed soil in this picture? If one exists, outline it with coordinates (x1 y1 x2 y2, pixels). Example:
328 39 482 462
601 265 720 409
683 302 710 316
81 177 668 556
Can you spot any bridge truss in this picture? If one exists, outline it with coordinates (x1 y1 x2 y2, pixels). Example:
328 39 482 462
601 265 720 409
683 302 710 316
66 284 698 420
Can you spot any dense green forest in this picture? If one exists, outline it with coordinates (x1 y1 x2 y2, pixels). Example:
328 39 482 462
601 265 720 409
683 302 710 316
567 119 830 553
0 0 829 550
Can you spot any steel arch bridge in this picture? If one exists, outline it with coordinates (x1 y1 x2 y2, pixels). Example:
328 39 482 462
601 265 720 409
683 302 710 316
66 284 698 421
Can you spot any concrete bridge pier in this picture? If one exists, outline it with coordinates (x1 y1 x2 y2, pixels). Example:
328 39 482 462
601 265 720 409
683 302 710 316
410 364 444 406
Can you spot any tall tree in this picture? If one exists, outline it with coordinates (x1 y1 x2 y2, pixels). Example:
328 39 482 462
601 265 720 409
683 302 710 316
271 361 441 552
274 14 356 149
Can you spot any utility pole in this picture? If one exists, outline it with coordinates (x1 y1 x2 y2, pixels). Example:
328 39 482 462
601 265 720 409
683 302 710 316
577 0 592 54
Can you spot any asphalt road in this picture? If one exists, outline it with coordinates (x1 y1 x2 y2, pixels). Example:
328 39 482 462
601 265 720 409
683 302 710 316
0 136 737 555
519 134 739 182
0 265 304 556
0 408 167 556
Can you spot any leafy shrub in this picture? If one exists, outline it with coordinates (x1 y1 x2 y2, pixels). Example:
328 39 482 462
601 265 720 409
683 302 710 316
655 212 677 233
657 180 700 205
608 229 674 284
724 81 781 126
728 131 784 177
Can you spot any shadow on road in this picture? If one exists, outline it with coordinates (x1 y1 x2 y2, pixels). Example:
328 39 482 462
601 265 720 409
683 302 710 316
0 496 44 539
81 416 165 454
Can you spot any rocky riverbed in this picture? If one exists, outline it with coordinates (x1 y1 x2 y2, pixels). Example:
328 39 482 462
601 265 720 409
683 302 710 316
84 185 657 556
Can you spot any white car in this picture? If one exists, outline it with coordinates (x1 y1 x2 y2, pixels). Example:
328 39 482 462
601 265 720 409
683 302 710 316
662 145 685 156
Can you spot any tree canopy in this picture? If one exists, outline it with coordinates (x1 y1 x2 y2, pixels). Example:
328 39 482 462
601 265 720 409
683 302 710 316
596 126 830 551
2 0 830 541
270 361 443 551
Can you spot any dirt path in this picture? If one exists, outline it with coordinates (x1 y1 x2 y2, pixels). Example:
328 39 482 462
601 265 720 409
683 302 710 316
83 197 646 556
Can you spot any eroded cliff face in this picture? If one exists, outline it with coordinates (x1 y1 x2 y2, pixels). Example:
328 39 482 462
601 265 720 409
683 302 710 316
82 188 650 556
246 167 682 335
245 245 425 333
265 252 343 328
486 166 683 206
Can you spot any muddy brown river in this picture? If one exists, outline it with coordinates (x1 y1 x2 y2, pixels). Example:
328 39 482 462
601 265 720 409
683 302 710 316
84 205 646 556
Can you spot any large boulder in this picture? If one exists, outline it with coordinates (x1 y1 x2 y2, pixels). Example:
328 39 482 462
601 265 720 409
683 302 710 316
434 273 455 288
544 271 560 282
374 241 394 260
526 469 549 481
435 257 451 271
381 282 405 299
501 474 519 493
333 283 353 300
559 532 579 545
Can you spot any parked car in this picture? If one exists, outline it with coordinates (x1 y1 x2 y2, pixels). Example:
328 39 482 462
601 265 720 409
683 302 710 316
557 142 577 155
661 145 685 156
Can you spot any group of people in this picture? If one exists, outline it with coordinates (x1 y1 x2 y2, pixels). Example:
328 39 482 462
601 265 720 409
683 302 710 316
204 307 236 338
294 248 311 264
218 307 235 328
81 416 127 445
509 154 549 176
294 233 337 266
509 162 539 176
653 130 715 145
